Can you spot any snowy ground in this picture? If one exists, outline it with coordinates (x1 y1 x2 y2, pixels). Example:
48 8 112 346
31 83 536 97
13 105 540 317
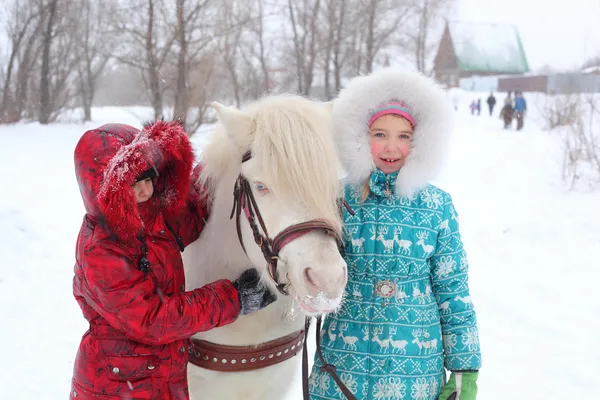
1 95 599 399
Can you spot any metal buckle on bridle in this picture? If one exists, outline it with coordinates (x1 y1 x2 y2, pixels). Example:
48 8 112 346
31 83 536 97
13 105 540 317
268 256 291 296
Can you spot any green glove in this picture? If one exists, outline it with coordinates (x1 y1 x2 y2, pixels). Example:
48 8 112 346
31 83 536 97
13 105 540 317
438 371 478 400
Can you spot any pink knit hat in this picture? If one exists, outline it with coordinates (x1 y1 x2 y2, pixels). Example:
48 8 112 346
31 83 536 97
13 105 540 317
368 100 415 127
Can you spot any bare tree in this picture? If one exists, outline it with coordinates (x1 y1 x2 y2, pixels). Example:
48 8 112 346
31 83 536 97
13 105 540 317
357 0 413 74
320 0 348 98
401 0 455 74
216 0 266 107
559 95 600 189
145 0 168 120
172 0 214 125
2 0 79 124
39 0 59 124
73 0 116 121
12 15 43 121
0 0 41 123
38 0 85 122
111 0 176 119
173 0 190 124
250 0 272 93
171 0 235 131
186 56 219 134
287 0 322 96
231 0 283 99
222 25 244 107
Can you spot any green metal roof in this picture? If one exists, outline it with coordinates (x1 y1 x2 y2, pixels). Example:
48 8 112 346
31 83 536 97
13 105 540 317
448 21 530 73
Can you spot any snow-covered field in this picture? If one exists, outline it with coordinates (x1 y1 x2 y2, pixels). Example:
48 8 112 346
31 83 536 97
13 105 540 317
1 94 598 399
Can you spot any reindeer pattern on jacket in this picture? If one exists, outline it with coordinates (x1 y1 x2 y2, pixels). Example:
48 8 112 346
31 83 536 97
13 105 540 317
309 172 481 400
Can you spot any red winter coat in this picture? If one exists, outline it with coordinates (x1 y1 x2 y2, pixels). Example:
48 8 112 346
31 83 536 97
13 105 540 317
70 121 240 400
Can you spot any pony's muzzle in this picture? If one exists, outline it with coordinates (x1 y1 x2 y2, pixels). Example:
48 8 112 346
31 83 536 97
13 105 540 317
302 262 347 299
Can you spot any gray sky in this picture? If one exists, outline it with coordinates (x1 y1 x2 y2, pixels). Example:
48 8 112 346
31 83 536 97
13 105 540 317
457 0 600 70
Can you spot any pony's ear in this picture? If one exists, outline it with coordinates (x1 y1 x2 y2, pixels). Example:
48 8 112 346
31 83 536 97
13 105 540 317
211 102 254 150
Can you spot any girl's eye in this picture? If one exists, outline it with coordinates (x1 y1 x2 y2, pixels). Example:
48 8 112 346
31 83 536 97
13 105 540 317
255 182 269 193
373 132 385 138
400 134 412 140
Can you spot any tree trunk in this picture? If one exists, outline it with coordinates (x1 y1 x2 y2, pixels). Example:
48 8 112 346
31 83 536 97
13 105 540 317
302 0 320 97
322 1 336 99
173 0 189 126
1 48 18 123
39 0 59 124
287 0 304 94
0 16 33 122
364 0 376 74
256 0 270 92
16 27 40 121
145 0 163 120
332 0 346 94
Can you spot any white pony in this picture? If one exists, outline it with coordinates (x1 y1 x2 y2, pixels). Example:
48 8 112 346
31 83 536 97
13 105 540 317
183 95 348 400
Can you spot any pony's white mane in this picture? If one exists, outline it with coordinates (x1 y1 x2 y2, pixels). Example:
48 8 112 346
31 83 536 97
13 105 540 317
200 95 342 229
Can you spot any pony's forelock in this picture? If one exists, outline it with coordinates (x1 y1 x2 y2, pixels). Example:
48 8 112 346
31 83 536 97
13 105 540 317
199 95 342 230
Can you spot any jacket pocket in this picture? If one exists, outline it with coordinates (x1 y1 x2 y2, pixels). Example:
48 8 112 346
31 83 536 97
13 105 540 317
71 380 148 400
105 354 160 382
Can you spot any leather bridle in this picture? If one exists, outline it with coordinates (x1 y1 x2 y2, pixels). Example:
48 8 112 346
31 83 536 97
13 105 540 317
230 151 344 296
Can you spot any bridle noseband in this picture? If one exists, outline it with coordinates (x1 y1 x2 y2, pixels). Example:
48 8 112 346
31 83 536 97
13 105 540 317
230 151 344 296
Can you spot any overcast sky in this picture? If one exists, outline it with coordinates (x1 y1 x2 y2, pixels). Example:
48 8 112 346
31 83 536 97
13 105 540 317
457 0 600 70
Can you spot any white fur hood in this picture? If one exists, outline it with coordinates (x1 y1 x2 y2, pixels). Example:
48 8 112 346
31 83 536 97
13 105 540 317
333 68 454 198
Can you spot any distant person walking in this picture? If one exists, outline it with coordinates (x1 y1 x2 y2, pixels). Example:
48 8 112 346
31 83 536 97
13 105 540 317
514 91 527 130
486 92 496 116
500 102 514 129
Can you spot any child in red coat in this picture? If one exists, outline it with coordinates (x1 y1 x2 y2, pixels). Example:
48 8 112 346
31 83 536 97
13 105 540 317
70 121 274 400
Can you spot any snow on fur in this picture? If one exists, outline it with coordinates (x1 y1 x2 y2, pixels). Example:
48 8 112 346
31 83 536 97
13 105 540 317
97 120 195 241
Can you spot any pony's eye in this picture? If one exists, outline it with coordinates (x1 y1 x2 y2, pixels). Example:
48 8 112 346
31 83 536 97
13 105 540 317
255 182 269 193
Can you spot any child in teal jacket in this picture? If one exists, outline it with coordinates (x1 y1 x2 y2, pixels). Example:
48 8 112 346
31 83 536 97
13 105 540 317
309 68 481 400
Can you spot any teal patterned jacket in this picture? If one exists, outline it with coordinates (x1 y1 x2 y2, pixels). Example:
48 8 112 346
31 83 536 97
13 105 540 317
309 170 482 400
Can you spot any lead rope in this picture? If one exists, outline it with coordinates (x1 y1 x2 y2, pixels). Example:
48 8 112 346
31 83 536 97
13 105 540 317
302 317 357 400
303 317 310 400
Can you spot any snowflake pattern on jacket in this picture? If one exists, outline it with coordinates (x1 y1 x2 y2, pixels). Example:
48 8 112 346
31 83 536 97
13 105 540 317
309 169 481 400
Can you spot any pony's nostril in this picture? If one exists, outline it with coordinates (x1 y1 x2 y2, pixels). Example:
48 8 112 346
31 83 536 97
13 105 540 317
332 264 346 286
304 268 318 288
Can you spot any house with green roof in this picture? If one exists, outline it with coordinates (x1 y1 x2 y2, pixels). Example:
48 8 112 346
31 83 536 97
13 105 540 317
433 21 530 88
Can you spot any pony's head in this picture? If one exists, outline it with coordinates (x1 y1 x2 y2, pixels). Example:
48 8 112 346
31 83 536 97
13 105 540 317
200 95 347 315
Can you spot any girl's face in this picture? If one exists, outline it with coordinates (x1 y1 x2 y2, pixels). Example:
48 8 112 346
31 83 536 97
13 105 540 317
369 114 414 174
133 178 154 203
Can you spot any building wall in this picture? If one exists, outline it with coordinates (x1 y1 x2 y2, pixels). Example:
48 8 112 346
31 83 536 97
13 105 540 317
498 73 600 94
548 73 600 93
497 75 548 93
460 70 520 79
459 76 500 92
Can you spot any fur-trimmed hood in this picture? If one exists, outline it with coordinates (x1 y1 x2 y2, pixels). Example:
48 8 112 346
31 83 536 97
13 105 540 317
74 120 195 241
333 68 454 198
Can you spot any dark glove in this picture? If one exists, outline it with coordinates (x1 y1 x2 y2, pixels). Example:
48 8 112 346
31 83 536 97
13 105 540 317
232 268 276 315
